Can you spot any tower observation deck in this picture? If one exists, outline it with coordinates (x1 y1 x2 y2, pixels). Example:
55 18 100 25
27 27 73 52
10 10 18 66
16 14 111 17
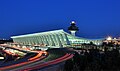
68 21 79 36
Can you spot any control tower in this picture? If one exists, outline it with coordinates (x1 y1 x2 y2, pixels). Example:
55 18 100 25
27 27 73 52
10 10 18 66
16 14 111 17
68 21 79 36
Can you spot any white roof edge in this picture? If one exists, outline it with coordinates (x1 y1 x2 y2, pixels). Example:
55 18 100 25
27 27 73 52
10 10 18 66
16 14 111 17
64 32 104 40
11 29 64 38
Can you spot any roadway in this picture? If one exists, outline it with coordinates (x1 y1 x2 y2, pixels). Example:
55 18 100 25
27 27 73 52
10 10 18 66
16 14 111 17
8 49 73 71
0 45 74 71
22 53 74 71
3 53 73 71
0 44 31 53
0 51 47 71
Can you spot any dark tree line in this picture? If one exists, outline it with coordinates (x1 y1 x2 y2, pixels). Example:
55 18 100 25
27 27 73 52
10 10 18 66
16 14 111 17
64 47 120 71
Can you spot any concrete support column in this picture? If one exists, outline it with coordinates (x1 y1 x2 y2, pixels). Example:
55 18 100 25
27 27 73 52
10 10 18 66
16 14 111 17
59 34 66 46
52 34 59 46
56 34 63 47
63 33 70 45
44 35 49 46
49 35 55 46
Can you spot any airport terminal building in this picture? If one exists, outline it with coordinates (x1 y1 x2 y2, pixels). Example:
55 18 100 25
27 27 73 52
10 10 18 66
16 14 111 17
11 29 103 47
11 21 104 47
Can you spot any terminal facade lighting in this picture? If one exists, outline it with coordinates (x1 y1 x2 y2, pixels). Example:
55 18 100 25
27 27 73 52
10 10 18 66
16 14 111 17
68 21 79 36
11 29 103 47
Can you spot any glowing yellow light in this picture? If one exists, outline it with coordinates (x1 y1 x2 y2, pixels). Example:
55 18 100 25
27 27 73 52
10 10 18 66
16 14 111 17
0 57 4 59
107 36 112 40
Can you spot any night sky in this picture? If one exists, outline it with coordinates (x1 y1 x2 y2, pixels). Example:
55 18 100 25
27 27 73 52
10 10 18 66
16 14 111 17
0 0 120 39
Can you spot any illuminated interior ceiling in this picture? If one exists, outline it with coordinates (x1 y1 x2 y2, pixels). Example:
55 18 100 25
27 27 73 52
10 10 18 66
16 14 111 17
11 29 104 47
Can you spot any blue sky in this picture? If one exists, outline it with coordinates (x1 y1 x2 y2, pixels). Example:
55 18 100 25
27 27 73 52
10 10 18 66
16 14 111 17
0 0 120 39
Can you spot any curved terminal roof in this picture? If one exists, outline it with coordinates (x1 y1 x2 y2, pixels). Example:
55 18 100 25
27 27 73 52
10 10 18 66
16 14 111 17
11 29 65 38
11 29 104 40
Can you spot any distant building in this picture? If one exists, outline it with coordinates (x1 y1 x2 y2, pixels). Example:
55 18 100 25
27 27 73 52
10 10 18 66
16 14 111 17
0 39 13 44
104 36 120 45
